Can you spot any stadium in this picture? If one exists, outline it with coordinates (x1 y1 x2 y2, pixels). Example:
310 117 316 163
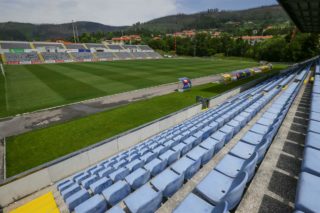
0 0 320 213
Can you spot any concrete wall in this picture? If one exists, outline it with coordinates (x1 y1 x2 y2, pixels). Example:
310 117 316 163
0 73 277 207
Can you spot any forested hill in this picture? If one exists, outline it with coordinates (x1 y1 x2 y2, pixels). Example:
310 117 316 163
135 5 290 33
0 21 127 41
0 5 290 41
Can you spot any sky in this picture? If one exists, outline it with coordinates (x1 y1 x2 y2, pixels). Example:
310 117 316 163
0 0 278 26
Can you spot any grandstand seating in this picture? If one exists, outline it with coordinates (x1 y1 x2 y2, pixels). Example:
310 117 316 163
106 45 124 50
41 52 71 61
33 42 64 49
114 52 133 60
176 65 309 212
71 52 95 61
0 40 161 64
138 45 153 51
0 41 31 49
95 52 114 60
54 64 311 213
65 44 86 49
132 52 148 59
295 61 320 212
4 52 40 63
85 43 106 49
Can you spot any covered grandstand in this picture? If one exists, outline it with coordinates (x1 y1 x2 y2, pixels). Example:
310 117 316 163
0 41 162 65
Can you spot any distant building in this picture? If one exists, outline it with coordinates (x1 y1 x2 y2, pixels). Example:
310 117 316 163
111 35 141 44
241 35 273 45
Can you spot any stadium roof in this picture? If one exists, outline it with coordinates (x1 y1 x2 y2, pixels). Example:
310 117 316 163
277 0 320 33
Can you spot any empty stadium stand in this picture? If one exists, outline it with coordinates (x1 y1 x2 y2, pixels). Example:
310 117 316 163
52 61 314 213
107 45 124 50
41 52 72 61
65 43 87 49
0 41 31 49
294 61 320 212
4 52 41 64
0 41 162 64
71 52 95 61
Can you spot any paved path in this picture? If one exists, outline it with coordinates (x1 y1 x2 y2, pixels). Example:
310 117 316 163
0 75 221 138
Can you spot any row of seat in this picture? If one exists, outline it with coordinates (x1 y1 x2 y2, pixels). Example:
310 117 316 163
174 66 310 212
295 62 320 212
55 68 303 213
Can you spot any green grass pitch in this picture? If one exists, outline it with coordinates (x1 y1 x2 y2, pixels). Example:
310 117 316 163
0 58 258 118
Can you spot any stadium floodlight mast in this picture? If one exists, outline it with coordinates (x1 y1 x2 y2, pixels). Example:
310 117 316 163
71 20 80 43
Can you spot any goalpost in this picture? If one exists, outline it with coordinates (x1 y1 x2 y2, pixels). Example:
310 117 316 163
0 63 4 78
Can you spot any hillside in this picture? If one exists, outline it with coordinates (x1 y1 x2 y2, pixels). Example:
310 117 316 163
136 5 290 33
0 5 290 41
0 21 127 41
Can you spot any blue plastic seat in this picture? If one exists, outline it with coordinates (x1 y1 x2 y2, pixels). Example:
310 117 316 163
230 138 270 163
250 124 270 135
187 145 214 165
125 168 151 190
200 137 219 154
257 117 274 127
241 131 264 145
310 111 320 122
305 132 320 150
215 117 225 128
159 149 180 165
153 145 170 155
173 142 192 156
262 112 278 120
219 125 234 143
89 177 113 194
74 172 90 184
102 180 131 206
227 120 241 134
173 194 229 213
140 152 157 164
234 115 247 128
215 153 258 181
57 179 74 192
211 132 227 151
61 183 81 200
295 172 320 212
151 169 184 197
65 189 90 211
107 205 125 213
195 171 248 209
124 185 163 213
126 159 144 172
80 175 99 190
109 168 130 182
301 147 320 177
309 120 320 134
184 136 199 148
98 167 115 178
163 139 179 149
144 158 167 177
88 166 105 176
113 159 128 169
171 156 201 180
74 194 107 213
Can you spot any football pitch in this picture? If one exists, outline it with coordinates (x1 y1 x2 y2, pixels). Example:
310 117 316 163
0 58 257 118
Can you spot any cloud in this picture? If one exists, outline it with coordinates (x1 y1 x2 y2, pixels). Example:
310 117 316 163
0 0 178 25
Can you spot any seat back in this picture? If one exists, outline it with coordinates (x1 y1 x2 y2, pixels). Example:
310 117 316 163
256 138 270 163
241 152 258 181
225 171 248 209
212 201 229 213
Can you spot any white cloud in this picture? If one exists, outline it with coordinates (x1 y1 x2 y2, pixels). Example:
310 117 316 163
0 0 178 25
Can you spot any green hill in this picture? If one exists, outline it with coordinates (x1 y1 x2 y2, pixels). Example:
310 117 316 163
135 5 290 33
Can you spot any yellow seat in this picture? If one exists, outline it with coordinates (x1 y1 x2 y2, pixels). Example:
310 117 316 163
10 192 59 213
